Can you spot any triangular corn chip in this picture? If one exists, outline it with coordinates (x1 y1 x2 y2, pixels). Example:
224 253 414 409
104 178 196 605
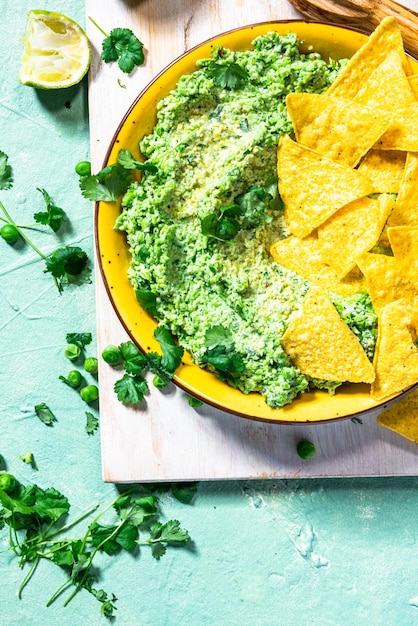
357 149 406 193
281 286 375 383
387 152 418 227
356 251 418 313
377 389 418 442
285 93 392 167
374 103 418 151
387 225 418 291
327 17 412 100
354 49 416 111
317 194 394 279
270 234 366 297
277 135 375 238
371 299 418 401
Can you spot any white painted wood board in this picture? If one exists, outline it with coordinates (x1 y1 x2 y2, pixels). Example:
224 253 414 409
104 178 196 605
85 0 418 482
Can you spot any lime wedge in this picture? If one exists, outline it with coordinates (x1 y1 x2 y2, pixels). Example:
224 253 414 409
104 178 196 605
19 10 91 89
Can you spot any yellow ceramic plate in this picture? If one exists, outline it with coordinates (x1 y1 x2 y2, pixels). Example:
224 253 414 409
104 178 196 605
95 20 418 424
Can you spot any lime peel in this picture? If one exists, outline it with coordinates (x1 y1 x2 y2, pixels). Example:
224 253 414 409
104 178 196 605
19 10 91 89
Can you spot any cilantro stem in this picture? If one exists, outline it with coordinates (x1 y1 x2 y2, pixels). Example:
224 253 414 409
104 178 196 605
0 200 46 259
88 16 109 38
17 556 40 598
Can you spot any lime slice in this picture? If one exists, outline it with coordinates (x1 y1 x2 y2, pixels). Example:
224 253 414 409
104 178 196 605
19 10 91 89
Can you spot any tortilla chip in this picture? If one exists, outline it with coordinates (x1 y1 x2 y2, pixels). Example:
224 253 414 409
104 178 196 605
374 103 418 151
285 93 392 167
409 74 418 100
281 285 375 383
327 17 412 100
371 299 418 401
377 389 418 442
270 234 366 297
387 152 418 227
357 149 406 193
353 49 416 111
356 251 418 313
277 134 375 238
317 194 394 279
387 225 418 291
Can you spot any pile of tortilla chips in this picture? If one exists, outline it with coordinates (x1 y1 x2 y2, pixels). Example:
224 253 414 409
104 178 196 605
270 17 418 441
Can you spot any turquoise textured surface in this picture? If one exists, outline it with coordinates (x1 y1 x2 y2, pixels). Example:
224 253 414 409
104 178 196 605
1 2 418 625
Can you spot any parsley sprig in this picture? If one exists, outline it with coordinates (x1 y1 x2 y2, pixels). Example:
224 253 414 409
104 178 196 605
205 59 249 90
0 475 192 617
89 17 145 74
0 151 89 293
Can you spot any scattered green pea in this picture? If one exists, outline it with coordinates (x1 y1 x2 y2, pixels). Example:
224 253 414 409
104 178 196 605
80 384 99 403
75 160 91 177
59 369 82 388
0 472 17 493
84 356 98 375
64 343 81 361
101 344 122 365
296 440 316 460
153 374 167 389
1 223 20 244
187 395 203 408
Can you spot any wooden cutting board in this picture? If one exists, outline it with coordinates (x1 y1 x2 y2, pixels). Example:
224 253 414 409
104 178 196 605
85 0 418 482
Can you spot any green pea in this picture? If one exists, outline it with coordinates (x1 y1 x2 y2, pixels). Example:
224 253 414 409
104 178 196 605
80 384 99 403
84 356 98 374
59 369 83 388
64 344 81 361
75 160 91 177
296 440 316 460
1 223 20 244
0 472 17 493
101 344 121 365
153 374 167 389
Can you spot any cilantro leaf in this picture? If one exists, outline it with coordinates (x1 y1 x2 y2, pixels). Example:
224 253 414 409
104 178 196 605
172 483 198 504
79 163 132 201
90 521 138 555
117 149 157 173
148 519 190 558
154 326 184 376
201 325 245 375
206 60 248 89
135 289 159 317
44 246 89 293
118 341 147 375
114 373 149 405
34 188 65 232
85 411 99 435
101 27 145 74
201 204 241 242
0 150 13 190
34 403 57 426
114 494 158 526
66 332 93 349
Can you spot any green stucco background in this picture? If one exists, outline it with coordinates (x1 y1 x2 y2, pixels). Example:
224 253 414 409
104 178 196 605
2 1 418 625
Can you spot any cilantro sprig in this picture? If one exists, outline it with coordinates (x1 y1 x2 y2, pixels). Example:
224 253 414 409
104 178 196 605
201 325 245 376
89 17 145 74
102 327 184 405
79 149 157 202
34 188 65 232
0 151 89 294
205 59 249 90
0 474 192 617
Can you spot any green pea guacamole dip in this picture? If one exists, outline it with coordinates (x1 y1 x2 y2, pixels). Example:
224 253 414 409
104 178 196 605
116 31 377 408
